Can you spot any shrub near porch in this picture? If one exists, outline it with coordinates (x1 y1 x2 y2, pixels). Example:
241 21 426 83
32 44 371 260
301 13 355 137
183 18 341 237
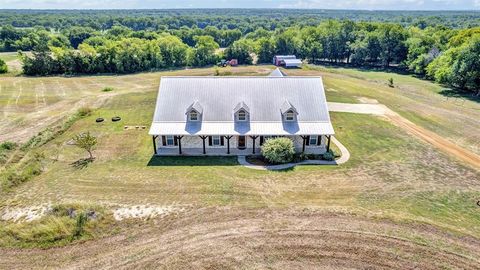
261 137 295 164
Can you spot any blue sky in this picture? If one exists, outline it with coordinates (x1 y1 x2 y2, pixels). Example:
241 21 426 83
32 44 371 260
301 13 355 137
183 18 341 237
1 0 479 10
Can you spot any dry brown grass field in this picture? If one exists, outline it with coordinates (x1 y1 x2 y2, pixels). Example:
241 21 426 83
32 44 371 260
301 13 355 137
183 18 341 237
0 65 479 269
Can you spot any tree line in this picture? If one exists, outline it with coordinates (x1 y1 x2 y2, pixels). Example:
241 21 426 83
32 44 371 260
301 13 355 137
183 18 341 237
1 18 479 95
1 9 479 31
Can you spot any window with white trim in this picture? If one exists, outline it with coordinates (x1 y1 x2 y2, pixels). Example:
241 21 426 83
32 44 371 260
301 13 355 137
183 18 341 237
285 110 295 121
309 135 318 145
238 110 246 121
212 136 221 146
189 111 198 121
166 135 175 146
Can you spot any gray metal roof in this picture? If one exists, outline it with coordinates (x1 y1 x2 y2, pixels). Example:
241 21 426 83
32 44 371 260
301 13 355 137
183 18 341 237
268 68 286 77
280 100 298 114
233 101 250 113
150 122 334 136
150 76 334 136
284 59 303 65
275 55 297 60
186 101 203 114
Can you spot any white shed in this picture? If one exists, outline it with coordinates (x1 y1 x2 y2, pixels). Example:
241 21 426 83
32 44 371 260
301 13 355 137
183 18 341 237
284 59 303 68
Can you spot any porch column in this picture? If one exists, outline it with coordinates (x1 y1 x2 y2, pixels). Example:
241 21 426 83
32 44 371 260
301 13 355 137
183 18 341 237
301 135 307 153
250 135 259 154
199 136 208 154
176 136 184 155
326 135 331 152
225 136 233 154
152 135 158 155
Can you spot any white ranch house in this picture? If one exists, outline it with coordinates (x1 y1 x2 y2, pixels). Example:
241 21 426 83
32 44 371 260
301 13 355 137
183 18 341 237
149 69 335 156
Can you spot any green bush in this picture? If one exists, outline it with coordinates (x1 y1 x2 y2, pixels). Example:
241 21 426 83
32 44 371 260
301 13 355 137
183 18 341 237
102 87 113 92
0 141 17 150
0 141 17 164
261 137 295 164
0 59 7 74
323 151 334 161
1 161 42 190
299 152 309 161
73 212 87 238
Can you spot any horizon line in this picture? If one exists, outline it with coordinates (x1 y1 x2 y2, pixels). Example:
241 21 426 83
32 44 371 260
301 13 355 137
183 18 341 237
0 8 479 12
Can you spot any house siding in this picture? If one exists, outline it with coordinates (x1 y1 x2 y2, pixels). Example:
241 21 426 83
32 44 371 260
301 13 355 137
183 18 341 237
154 135 327 155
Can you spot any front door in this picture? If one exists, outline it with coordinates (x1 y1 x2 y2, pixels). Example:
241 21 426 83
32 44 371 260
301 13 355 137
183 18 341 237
238 136 246 149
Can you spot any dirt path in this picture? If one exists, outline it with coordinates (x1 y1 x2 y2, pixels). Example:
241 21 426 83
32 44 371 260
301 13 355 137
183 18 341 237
386 113 480 170
1 208 479 269
328 102 480 170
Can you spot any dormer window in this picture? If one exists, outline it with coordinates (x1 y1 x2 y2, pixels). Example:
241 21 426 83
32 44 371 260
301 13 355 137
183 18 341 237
189 111 198 121
281 100 298 122
285 110 295 121
238 110 246 121
186 101 203 122
233 101 250 122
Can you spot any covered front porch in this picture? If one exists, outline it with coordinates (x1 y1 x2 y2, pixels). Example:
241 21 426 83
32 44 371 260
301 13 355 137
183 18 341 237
151 135 332 156
154 147 261 156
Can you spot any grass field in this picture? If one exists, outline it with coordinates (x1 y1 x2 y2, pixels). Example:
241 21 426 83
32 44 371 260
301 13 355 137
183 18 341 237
1 65 480 268
0 52 22 74
0 52 19 62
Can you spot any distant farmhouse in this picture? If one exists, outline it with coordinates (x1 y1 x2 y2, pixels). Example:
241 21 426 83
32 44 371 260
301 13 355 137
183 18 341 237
149 69 334 156
273 55 303 68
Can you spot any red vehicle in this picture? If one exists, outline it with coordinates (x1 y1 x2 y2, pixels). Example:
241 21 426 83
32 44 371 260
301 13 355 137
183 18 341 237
229 59 238 66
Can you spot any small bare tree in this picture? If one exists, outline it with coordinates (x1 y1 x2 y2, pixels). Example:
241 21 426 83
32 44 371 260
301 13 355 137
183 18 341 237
73 132 97 160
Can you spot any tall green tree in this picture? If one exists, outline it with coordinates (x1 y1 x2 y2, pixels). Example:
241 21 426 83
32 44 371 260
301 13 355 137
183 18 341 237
300 26 323 63
188 35 219 67
256 37 275 64
449 36 480 94
274 28 302 56
65 27 96 49
377 24 407 67
225 39 253 64
157 34 189 67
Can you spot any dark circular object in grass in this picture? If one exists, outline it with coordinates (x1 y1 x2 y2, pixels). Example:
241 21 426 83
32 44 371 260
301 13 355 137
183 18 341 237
96 118 104 123
112 116 121 122
477 200 480 207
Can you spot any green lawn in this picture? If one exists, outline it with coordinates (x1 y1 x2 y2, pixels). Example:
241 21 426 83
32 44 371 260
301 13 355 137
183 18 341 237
1 65 480 250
